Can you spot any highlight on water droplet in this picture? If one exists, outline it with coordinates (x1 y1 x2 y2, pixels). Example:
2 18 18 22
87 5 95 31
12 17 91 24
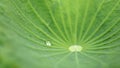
69 45 83 52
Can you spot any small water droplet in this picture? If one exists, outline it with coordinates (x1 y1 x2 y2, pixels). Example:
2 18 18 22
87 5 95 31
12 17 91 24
46 41 52 46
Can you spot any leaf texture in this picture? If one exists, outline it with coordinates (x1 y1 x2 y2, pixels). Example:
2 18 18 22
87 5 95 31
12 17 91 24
0 0 120 68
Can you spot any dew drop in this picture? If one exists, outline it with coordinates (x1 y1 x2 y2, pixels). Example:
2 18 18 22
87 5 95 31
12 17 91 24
69 45 82 52
46 41 52 46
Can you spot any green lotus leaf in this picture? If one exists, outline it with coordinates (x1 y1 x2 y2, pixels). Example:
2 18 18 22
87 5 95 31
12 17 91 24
0 0 120 68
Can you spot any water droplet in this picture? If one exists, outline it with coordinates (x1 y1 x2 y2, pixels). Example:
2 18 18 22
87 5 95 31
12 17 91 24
46 41 52 46
69 45 82 52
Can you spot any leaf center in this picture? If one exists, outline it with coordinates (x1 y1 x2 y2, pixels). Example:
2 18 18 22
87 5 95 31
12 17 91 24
69 45 83 52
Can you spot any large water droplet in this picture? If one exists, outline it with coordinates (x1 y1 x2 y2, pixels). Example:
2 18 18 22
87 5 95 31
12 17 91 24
69 45 82 52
